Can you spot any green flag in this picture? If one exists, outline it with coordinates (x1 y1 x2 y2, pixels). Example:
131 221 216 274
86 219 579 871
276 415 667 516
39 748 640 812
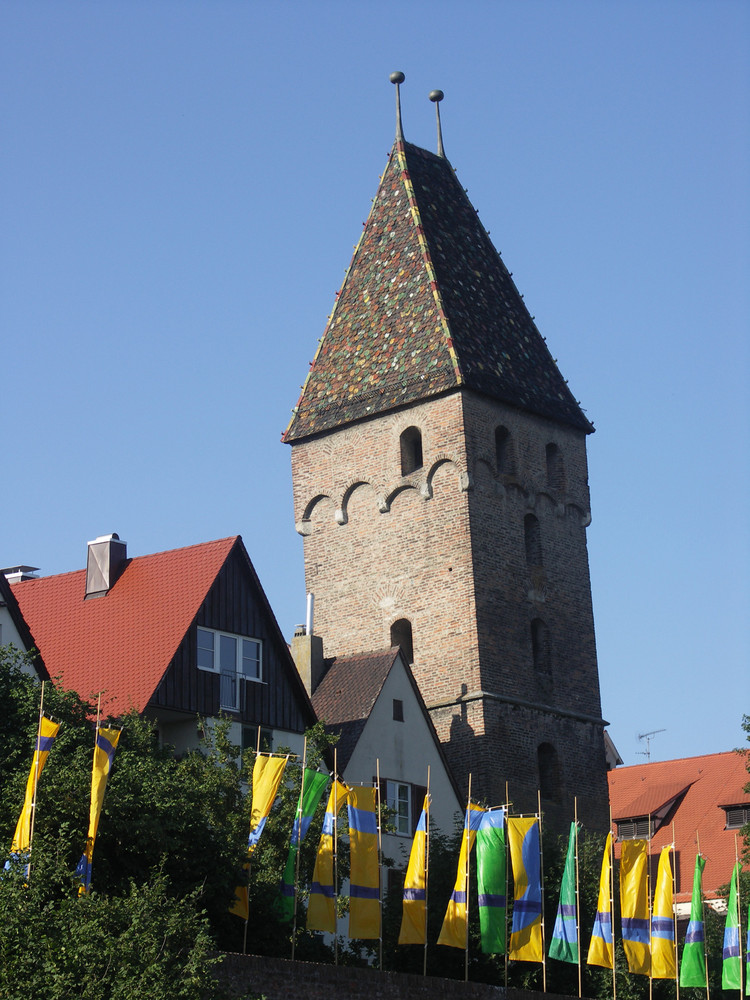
549 821 578 964
276 768 329 922
476 808 506 954
680 853 707 987
722 861 742 990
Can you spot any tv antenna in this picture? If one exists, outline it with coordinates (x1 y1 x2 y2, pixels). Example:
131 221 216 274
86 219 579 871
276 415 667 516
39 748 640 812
637 729 666 762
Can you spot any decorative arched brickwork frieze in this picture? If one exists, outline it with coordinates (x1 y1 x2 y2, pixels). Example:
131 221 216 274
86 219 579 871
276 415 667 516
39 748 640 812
297 493 334 536
565 502 591 527
383 482 420 512
425 455 468 497
338 479 376 522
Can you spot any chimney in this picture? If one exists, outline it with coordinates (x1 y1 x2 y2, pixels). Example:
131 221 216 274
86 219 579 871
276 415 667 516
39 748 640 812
85 534 127 598
290 593 326 695
1 565 40 584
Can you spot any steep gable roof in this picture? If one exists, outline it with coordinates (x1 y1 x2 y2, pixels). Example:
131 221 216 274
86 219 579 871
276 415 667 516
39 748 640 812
12 537 239 717
608 751 749 901
0 573 49 680
285 138 591 442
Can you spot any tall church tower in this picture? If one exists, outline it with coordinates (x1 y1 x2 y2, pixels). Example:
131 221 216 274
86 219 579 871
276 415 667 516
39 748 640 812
284 79 609 829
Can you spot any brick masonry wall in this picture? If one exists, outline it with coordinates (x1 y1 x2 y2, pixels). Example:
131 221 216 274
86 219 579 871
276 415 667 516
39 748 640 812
214 952 589 1000
288 388 609 831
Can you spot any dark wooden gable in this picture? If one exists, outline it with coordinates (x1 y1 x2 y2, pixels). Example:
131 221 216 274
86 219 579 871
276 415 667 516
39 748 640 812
151 539 315 733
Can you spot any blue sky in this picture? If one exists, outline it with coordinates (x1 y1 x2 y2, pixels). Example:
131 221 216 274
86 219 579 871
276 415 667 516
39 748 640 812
2 1 748 767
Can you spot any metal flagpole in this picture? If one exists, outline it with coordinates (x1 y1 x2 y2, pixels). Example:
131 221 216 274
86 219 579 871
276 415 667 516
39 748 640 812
376 758 383 972
26 680 46 880
573 795 583 997
538 789 547 993
464 773 473 984
423 765 431 978
291 736 308 961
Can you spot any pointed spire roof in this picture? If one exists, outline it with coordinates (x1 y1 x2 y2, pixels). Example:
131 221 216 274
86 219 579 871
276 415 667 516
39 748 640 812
284 135 592 443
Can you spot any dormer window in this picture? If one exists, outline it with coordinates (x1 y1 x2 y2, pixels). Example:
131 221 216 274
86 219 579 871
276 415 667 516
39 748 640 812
197 627 263 711
400 427 423 476
616 817 655 840
724 805 750 829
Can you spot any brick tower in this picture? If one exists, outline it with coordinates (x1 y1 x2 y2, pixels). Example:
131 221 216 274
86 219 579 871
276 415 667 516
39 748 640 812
284 82 609 829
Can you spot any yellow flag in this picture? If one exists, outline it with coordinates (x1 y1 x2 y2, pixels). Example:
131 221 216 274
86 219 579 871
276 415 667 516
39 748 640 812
508 816 543 962
348 786 380 939
620 839 650 975
10 716 60 856
247 754 288 854
437 804 485 949
651 845 675 979
398 794 429 945
76 726 121 894
307 779 349 933
587 832 613 969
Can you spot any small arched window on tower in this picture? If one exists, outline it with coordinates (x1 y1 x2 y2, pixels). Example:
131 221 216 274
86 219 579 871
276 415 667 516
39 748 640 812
545 443 565 491
538 742 561 801
494 425 514 475
400 427 423 476
531 618 551 674
390 618 414 665
524 514 543 568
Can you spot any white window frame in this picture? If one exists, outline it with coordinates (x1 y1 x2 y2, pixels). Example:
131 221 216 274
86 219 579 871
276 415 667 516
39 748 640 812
197 627 263 711
386 779 412 838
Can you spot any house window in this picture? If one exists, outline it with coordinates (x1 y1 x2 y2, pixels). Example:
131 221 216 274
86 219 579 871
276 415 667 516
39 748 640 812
617 817 654 840
390 619 414 665
545 443 565 490
538 742 561 802
524 514 542 567
242 725 273 752
495 425 513 474
531 618 551 674
400 426 423 476
386 780 412 837
724 806 750 829
197 627 262 711
393 698 404 722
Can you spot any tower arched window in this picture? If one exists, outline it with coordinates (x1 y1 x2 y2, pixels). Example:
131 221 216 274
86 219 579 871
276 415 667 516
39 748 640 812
545 443 565 491
524 514 542 567
390 618 414 665
400 427 423 476
531 618 551 674
494 425 514 474
538 742 561 801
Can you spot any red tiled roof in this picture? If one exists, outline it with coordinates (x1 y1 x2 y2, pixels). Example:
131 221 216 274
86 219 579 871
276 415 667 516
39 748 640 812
12 537 238 717
608 751 749 901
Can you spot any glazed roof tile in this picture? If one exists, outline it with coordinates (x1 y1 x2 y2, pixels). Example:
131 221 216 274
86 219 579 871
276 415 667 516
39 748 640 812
608 751 749 901
285 139 591 441
12 537 239 717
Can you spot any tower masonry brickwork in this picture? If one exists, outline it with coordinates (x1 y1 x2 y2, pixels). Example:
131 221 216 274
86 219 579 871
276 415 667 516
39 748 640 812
285 126 609 830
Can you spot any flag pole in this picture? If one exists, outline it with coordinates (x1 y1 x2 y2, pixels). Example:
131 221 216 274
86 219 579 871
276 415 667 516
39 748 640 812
505 780 510 991
735 834 743 999
333 747 339 967
573 795 583 997
26 680 46 879
610 808 617 1000
376 757 383 972
243 728 263 956
696 832 709 1000
648 812 653 1000
423 764 431 978
538 789 547 993
672 823 679 1000
465 773 472 983
291 736 308 961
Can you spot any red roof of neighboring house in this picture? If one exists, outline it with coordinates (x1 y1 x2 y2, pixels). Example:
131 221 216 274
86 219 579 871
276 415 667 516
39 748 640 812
12 537 238 717
608 751 749 902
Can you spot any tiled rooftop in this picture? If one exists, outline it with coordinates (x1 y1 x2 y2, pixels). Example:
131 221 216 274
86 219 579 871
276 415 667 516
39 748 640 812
285 139 591 442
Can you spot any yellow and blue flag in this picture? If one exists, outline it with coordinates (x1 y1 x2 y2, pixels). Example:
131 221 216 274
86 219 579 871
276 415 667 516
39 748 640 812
307 779 348 933
398 794 430 945
620 838 650 975
348 786 380 939
76 726 121 894
247 754 288 853
437 804 485 949
587 832 613 969
508 816 543 963
8 715 61 862
476 807 506 954
651 845 675 979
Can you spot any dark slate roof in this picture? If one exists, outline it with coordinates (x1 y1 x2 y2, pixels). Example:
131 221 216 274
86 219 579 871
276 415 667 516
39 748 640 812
285 139 592 442
311 648 400 771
